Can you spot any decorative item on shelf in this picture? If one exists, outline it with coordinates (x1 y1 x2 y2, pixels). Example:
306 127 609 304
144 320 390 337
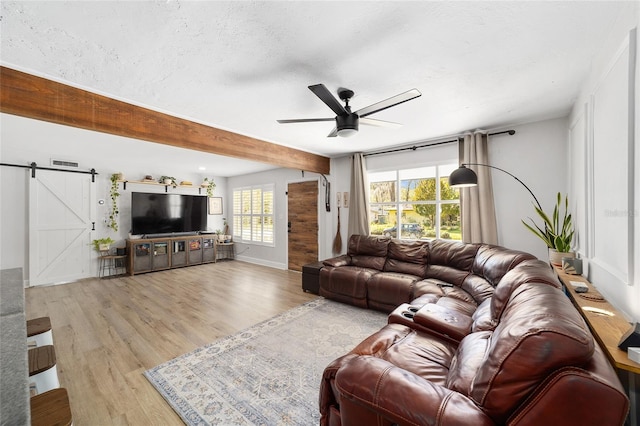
109 174 120 231
114 172 124 181
562 256 582 275
143 175 155 182
202 177 216 197
522 192 574 266
159 176 177 188
180 180 193 186
92 237 115 252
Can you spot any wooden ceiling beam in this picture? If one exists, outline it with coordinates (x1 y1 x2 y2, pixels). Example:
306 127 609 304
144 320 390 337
0 66 330 175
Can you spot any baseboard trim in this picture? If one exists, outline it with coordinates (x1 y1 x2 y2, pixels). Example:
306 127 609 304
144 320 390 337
235 255 286 270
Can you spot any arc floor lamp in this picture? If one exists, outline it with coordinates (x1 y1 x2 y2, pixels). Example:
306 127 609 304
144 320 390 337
448 163 542 211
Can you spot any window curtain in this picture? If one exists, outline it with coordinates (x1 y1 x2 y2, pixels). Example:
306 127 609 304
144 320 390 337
460 132 498 244
347 153 370 237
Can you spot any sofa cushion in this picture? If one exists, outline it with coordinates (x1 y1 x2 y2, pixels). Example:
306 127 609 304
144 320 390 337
347 235 390 270
469 283 595 424
472 244 537 287
383 239 429 277
435 296 477 316
319 266 377 308
471 298 493 332
422 240 479 289
460 273 495 305
367 272 420 312
350 324 458 387
413 278 478 315
446 331 492 394
490 259 562 324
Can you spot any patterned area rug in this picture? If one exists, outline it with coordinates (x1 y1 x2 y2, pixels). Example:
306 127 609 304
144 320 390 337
144 298 387 425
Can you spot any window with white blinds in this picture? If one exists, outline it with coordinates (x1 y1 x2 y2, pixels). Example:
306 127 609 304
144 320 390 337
232 184 275 245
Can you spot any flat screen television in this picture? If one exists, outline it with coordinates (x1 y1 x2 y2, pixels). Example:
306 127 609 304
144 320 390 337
131 192 208 236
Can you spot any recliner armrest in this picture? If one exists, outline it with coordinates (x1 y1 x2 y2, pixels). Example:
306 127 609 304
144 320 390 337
322 255 351 267
413 303 473 341
334 355 494 426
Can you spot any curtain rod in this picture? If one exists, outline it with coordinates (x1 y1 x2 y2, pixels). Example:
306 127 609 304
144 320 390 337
363 129 516 157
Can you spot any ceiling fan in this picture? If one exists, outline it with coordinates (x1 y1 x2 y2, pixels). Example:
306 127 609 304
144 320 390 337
277 84 422 137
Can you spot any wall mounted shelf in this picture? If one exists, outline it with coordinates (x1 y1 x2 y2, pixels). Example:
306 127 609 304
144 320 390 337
117 179 206 194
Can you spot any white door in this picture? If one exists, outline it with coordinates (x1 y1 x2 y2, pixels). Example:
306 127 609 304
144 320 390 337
29 170 95 286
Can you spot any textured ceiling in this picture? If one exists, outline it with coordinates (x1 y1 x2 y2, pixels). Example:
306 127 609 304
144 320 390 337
0 1 625 176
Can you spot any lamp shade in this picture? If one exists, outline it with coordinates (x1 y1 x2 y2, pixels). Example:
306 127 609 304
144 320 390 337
448 165 478 188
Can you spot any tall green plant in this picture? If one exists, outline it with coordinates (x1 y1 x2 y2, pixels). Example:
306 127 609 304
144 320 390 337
109 173 120 232
522 192 574 252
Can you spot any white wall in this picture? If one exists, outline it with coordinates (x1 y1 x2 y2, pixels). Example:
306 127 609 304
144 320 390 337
568 3 640 320
225 156 355 269
0 113 227 279
327 156 351 257
490 118 568 260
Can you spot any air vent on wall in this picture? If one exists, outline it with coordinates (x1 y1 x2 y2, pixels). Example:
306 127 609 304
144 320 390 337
51 159 79 168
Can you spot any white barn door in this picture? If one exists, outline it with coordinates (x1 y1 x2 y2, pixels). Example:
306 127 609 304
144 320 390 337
29 170 95 286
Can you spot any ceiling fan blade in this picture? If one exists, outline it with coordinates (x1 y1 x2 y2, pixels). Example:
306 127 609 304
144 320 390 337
309 84 348 116
355 89 422 118
360 117 403 128
277 118 335 124
327 127 339 137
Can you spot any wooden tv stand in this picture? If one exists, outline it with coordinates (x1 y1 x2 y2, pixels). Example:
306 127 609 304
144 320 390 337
126 235 217 275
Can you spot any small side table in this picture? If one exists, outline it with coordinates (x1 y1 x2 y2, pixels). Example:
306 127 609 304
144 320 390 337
215 242 235 261
99 253 127 277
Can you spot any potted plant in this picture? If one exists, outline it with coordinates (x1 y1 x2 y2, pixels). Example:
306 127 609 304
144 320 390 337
159 176 177 188
92 237 115 252
522 192 575 266
202 177 216 198
109 173 120 232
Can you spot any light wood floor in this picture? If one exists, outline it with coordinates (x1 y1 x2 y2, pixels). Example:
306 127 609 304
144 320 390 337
25 261 317 425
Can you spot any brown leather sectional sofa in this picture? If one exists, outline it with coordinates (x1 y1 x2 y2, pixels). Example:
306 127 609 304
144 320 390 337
319 235 629 425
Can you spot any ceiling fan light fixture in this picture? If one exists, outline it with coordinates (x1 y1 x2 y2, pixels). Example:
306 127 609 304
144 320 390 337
337 128 358 137
336 113 359 137
277 84 421 137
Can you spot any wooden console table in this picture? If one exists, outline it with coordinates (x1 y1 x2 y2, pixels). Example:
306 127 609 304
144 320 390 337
555 267 638 424
126 235 216 275
555 267 640 374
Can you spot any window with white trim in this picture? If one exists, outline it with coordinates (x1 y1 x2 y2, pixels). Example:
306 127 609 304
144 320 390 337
368 164 461 240
232 184 275 245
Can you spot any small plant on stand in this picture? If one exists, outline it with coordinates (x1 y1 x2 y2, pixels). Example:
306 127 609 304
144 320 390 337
522 192 574 266
109 173 120 232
